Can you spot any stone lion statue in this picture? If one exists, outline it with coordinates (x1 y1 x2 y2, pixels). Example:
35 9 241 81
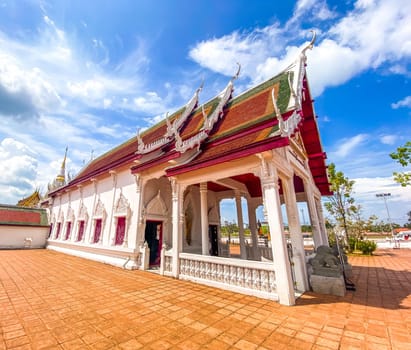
308 245 342 277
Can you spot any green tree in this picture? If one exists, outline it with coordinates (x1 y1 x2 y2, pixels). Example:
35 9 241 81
390 141 411 187
324 163 358 242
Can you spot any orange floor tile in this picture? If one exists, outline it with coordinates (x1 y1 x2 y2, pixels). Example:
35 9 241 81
0 248 410 349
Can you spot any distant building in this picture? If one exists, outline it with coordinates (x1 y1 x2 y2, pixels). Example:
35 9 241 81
43 36 331 305
17 189 42 208
0 204 49 249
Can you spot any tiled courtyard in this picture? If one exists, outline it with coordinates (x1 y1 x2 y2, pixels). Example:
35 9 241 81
0 249 410 350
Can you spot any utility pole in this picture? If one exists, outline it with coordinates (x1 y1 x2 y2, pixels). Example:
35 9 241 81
376 193 397 248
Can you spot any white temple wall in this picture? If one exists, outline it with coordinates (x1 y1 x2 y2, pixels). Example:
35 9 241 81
96 176 115 246
113 170 138 249
69 193 81 241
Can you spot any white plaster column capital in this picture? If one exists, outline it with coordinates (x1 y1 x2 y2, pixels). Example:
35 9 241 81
200 182 208 193
90 178 98 193
109 170 117 186
134 174 142 193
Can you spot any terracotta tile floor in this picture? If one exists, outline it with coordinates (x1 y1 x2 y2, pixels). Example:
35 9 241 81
0 249 410 350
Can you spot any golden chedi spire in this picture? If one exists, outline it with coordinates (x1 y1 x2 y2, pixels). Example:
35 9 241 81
55 146 68 185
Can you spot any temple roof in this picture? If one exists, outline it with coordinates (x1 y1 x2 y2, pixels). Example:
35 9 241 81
50 37 331 197
17 189 42 208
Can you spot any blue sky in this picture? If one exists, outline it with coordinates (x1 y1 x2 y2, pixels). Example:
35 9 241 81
0 0 410 224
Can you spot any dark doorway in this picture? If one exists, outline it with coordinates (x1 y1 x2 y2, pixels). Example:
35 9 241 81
145 221 162 266
209 225 219 256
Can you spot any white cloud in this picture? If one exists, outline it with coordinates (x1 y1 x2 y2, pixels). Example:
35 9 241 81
380 135 396 145
352 176 411 223
0 52 62 118
290 0 336 24
0 138 38 203
189 30 274 80
189 0 411 98
331 134 368 158
103 98 112 109
391 96 411 109
133 92 166 114
0 11 151 119
67 79 106 99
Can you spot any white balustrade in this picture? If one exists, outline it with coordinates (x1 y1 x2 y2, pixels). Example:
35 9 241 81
177 253 278 300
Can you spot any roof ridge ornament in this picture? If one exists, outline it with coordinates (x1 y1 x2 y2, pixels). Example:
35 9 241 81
271 87 301 137
136 82 203 155
175 63 240 153
271 31 316 138
301 30 316 58
232 62 241 81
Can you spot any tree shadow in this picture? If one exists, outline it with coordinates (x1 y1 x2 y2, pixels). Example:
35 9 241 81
296 249 411 310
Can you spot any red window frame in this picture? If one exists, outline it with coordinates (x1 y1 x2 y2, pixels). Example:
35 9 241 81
77 221 85 242
65 222 72 240
55 222 61 239
93 219 102 243
115 216 126 246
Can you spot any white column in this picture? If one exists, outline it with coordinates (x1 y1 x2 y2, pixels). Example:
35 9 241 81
86 179 98 243
305 182 323 248
71 185 82 242
200 183 209 255
171 178 183 278
235 191 246 259
247 199 260 260
260 158 295 306
53 196 61 239
315 197 329 246
282 176 309 292
133 174 144 249
108 171 118 245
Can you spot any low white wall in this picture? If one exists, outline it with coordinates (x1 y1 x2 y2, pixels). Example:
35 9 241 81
0 225 49 249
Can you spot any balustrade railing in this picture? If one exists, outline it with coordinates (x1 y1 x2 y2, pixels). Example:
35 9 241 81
177 253 277 300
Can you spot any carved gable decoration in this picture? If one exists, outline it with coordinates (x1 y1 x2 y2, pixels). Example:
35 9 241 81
175 67 239 154
93 198 106 220
66 207 75 222
289 131 308 159
78 202 89 222
208 205 219 224
58 210 64 223
146 191 168 217
136 84 203 155
114 193 131 218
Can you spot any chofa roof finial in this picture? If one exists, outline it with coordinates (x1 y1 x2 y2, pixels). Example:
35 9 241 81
232 62 241 81
301 30 316 56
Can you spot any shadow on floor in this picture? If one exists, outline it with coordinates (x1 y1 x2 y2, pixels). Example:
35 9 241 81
296 249 411 310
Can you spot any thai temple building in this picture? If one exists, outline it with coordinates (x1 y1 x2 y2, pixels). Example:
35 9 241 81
17 189 42 208
44 36 331 306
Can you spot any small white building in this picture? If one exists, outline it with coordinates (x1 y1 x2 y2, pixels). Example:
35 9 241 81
0 204 50 249
45 38 331 306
